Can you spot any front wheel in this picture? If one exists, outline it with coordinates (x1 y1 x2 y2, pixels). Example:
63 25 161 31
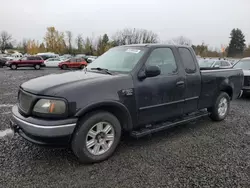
71 111 121 163
10 64 17 70
209 92 230 121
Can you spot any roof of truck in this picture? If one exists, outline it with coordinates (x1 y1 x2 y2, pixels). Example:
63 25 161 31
122 44 192 48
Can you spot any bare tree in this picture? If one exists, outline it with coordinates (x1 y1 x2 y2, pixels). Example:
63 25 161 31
112 28 158 46
65 31 73 54
172 36 192 46
0 31 12 53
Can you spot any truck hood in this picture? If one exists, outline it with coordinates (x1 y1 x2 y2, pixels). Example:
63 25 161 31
21 71 112 95
243 70 250 76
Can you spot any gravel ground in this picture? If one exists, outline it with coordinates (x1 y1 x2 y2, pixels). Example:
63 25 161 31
0 67 249 188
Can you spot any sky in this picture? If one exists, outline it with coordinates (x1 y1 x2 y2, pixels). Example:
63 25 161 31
0 0 249 48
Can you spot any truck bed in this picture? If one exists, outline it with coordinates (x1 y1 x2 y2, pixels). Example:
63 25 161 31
198 68 243 109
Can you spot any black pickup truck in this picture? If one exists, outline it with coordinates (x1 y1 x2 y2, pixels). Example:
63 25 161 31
10 44 243 163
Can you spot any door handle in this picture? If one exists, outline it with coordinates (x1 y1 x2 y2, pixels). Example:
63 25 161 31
176 81 185 86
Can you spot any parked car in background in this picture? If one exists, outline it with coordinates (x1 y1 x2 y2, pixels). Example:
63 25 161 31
58 58 87 69
199 59 232 68
76 54 86 59
87 56 97 63
37 53 58 60
44 57 67 67
61 54 72 59
5 56 45 70
10 44 243 163
84 55 97 63
0 57 8 67
233 57 250 95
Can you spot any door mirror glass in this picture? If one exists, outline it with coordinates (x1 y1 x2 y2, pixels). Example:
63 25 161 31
145 65 161 77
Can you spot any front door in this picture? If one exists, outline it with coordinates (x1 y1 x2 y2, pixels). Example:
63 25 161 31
135 47 186 125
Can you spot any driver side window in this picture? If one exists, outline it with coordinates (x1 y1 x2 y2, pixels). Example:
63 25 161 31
145 48 177 75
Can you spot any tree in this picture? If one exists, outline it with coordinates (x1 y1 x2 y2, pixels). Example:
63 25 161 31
0 31 12 53
96 33 111 55
112 28 158 46
227 28 246 57
21 39 28 53
44 27 66 54
75 34 84 54
172 36 192 46
192 42 208 57
65 31 73 54
27 39 40 54
83 37 95 55
39 43 46 52
243 44 250 57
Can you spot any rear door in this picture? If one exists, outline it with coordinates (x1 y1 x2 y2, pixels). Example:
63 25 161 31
178 47 201 114
46 58 54 67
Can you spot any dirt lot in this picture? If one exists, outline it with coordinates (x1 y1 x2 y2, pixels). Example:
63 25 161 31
0 67 249 188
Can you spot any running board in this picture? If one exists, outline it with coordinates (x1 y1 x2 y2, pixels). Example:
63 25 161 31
131 110 210 138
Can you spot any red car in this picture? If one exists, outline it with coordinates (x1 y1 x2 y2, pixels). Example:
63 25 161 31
6 56 45 70
58 58 88 69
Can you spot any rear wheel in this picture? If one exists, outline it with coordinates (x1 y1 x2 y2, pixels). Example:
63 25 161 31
62 65 68 70
209 92 230 121
10 64 17 70
79 65 85 69
71 111 121 163
34 64 41 70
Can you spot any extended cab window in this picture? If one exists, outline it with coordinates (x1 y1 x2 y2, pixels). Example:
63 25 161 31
178 48 196 73
221 61 230 66
146 48 177 75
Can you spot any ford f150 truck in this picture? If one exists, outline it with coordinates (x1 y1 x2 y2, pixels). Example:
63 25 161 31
10 44 243 163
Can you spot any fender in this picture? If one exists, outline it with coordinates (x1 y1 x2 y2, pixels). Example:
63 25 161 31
219 78 234 98
75 100 134 131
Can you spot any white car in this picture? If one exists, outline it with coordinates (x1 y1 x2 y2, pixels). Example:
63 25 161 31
44 58 66 67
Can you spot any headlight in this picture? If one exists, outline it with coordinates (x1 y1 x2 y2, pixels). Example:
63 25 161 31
33 99 66 114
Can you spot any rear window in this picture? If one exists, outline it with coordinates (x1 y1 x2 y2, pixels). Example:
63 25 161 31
178 48 196 73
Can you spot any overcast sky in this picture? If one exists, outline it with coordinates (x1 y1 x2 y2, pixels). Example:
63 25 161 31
0 0 249 48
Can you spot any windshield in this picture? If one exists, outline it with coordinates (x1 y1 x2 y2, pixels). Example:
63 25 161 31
199 59 214 68
87 47 146 72
233 59 250 69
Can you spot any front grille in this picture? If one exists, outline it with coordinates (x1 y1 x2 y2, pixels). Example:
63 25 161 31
18 90 34 114
244 76 250 86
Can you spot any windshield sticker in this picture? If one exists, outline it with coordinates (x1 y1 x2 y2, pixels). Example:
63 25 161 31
126 49 141 54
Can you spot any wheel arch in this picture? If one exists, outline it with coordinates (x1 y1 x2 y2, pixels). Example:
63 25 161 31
75 101 133 131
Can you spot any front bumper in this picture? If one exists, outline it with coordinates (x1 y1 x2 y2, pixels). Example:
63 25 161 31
10 105 77 146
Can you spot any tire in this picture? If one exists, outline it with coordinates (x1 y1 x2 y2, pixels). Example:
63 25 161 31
71 111 122 163
62 65 67 70
209 92 230 121
79 65 85 69
34 64 41 70
10 64 17 70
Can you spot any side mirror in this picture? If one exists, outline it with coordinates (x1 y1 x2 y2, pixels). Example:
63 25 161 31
138 65 161 79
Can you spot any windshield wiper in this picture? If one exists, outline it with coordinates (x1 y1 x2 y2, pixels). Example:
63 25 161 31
90 67 113 75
